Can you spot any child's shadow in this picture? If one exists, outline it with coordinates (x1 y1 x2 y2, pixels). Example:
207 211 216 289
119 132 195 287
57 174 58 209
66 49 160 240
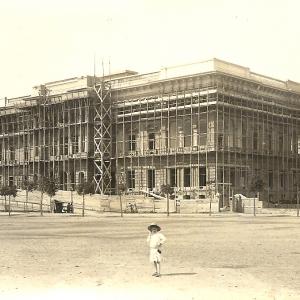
162 272 197 276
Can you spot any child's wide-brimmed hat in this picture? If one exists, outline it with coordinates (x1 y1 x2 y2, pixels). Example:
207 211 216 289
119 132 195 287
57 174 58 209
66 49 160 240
148 223 161 231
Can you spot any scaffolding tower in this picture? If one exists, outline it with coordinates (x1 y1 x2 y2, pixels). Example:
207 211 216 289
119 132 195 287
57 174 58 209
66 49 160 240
93 80 112 194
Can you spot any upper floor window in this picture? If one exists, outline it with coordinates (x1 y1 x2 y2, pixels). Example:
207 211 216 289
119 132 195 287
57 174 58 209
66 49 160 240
128 135 136 151
148 133 155 150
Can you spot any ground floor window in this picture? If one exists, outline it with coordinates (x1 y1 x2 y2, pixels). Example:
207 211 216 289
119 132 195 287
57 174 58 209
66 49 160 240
169 168 176 187
148 169 155 190
269 171 273 189
199 167 206 186
280 172 285 188
230 169 235 186
9 176 13 187
127 170 135 189
184 168 190 187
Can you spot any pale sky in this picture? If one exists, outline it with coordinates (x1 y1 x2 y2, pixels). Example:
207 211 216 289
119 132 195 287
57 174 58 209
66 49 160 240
0 0 300 104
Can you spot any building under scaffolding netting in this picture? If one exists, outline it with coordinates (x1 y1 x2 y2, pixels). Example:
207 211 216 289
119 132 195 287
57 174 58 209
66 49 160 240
1 58 300 207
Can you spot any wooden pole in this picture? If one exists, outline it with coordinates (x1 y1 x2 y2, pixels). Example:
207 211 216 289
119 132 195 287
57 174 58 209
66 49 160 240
231 189 234 212
254 192 257 217
209 194 212 216
70 190 73 205
40 192 43 216
119 193 123 217
25 189 28 212
167 194 169 217
8 195 11 216
297 190 299 217
82 194 85 217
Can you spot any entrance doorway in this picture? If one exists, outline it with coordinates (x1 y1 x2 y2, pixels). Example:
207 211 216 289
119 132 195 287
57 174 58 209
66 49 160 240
148 169 155 190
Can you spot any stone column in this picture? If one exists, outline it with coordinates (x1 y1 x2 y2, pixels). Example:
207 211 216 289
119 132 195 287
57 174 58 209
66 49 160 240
192 167 199 188
207 115 215 149
192 124 198 147
178 127 184 148
160 126 167 150
177 168 184 189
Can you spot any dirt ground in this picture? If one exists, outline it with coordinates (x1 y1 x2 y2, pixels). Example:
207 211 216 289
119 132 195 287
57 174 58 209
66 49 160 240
0 212 300 300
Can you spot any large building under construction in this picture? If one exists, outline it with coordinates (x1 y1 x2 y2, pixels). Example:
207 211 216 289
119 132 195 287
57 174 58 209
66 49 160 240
1 58 300 206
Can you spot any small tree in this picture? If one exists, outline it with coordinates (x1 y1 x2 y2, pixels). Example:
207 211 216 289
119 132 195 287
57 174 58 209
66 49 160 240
0 185 17 216
46 179 58 212
76 182 94 217
22 180 36 212
46 179 57 198
161 184 174 216
249 177 265 216
38 177 52 216
9 185 17 198
0 185 10 215
9 185 18 216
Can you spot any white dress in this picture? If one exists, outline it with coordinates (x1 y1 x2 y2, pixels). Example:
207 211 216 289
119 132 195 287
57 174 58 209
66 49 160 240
147 232 166 263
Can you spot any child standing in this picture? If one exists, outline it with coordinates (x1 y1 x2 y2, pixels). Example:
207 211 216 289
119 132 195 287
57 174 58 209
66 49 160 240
147 223 166 277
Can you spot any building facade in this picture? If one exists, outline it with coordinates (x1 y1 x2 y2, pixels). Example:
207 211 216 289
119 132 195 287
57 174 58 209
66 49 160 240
1 59 300 206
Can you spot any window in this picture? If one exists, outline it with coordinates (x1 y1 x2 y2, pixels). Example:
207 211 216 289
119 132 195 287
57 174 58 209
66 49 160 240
24 148 28 160
293 171 297 188
279 135 283 153
70 109 75 124
81 127 86 152
199 167 206 186
64 137 69 155
128 135 136 151
292 131 297 153
280 173 285 188
81 107 86 122
72 136 78 153
78 172 85 184
184 168 190 187
148 169 155 190
268 133 272 152
127 170 135 189
269 171 273 188
64 111 69 123
148 133 155 150
240 169 246 187
218 134 224 149
169 168 176 187
9 147 15 161
230 169 235 186
59 136 64 155
253 131 258 151
297 135 300 154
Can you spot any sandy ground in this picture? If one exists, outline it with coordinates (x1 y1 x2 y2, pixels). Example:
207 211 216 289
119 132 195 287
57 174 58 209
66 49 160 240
0 212 300 300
